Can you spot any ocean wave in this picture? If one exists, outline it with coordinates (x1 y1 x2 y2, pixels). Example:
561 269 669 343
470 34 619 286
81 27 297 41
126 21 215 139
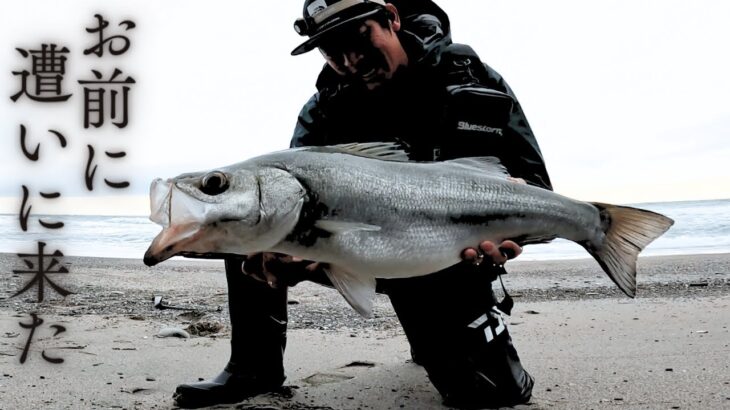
1 199 729 260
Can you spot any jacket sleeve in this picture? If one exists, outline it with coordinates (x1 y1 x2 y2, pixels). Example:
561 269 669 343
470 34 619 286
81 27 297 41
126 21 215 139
481 64 553 190
290 93 327 148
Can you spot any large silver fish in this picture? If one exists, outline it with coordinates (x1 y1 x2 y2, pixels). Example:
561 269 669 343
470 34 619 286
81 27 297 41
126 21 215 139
143 143 674 316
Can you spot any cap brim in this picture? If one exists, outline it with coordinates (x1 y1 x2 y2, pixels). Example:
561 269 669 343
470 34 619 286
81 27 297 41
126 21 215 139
291 8 382 56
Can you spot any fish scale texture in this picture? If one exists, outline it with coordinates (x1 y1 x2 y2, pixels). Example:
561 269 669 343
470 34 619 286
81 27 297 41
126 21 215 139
259 150 599 278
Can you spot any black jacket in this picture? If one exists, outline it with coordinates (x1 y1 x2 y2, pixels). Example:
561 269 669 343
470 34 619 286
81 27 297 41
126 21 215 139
290 3 551 190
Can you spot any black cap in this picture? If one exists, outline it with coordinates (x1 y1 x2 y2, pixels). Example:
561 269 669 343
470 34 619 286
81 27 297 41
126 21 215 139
291 0 387 56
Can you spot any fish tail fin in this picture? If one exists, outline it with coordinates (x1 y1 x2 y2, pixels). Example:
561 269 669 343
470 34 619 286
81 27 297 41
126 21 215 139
584 202 674 297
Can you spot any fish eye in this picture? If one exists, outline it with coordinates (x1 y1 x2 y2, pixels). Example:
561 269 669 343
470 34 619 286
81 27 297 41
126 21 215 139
200 171 229 196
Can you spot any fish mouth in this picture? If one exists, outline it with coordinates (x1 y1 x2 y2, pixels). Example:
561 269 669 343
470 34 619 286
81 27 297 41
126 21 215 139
144 177 204 266
144 177 250 266
143 223 205 266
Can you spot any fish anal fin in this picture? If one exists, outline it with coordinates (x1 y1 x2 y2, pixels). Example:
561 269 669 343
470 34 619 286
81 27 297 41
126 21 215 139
324 265 376 318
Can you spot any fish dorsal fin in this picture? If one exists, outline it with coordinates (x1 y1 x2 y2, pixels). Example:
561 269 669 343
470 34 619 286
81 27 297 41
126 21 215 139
443 157 511 178
308 142 410 162
315 220 381 234
323 264 376 317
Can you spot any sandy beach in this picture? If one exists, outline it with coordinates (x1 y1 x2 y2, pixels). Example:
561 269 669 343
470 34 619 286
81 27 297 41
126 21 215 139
0 252 728 409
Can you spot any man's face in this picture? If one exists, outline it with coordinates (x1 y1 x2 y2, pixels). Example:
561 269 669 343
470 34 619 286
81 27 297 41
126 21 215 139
318 15 408 90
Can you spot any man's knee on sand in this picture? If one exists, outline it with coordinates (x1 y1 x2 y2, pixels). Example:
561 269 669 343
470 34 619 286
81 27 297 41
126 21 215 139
424 326 534 407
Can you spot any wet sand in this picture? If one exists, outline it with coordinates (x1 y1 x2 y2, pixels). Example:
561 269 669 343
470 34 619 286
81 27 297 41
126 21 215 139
0 253 728 409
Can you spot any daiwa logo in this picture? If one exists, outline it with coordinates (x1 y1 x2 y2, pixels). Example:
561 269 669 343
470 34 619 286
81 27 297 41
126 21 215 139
467 307 506 343
457 121 503 136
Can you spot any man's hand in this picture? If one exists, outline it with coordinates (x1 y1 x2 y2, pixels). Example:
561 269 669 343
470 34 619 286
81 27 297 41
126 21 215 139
242 252 321 288
460 176 525 267
461 240 522 267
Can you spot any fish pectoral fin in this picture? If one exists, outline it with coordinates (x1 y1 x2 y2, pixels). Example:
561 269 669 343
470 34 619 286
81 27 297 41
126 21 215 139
314 220 381 234
442 157 511 178
323 265 376 318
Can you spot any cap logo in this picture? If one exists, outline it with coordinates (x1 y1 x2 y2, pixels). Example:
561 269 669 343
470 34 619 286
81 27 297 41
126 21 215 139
307 0 329 16
309 0 386 24
292 0 387 55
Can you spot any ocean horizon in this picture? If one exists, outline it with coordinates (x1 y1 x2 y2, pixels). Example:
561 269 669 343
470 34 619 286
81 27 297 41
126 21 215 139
1 198 728 262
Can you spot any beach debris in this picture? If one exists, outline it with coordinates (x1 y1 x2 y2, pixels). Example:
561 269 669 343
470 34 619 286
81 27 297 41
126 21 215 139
143 143 674 317
688 282 709 287
129 315 145 321
341 361 376 368
288 299 300 305
121 387 151 394
153 295 164 308
146 377 156 382
153 295 195 311
186 317 224 336
156 327 190 338
525 310 540 315
692 330 709 334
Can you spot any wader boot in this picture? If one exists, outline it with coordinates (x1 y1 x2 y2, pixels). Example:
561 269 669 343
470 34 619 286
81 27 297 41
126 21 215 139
173 257 288 408
385 264 534 409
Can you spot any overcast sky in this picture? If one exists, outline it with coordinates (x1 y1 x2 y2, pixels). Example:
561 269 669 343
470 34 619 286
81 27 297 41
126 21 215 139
1 0 728 216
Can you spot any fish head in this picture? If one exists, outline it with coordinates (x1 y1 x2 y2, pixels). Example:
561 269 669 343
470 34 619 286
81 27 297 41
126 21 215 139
143 165 303 266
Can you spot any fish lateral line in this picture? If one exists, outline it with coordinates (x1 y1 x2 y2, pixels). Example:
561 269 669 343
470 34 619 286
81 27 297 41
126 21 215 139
450 212 523 226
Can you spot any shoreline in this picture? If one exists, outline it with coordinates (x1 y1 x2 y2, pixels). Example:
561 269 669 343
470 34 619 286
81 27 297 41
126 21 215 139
1 252 728 409
1 249 728 263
